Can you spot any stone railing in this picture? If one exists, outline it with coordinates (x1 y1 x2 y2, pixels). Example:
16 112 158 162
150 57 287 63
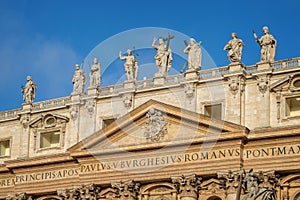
98 83 124 95
31 96 71 111
244 57 300 73
97 58 300 95
199 66 229 78
271 58 300 70
0 109 20 121
1 58 299 119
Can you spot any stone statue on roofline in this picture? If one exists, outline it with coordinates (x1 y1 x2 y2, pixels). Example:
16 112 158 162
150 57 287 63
22 76 36 104
224 32 244 64
253 26 277 62
119 49 138 81
72 64 86 94
89 57 101 88
184 38 202 71
152 32 174 77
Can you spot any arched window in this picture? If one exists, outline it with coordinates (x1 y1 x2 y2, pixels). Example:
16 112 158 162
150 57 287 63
207 196 222 200
36 196 62 200
295 193 300 200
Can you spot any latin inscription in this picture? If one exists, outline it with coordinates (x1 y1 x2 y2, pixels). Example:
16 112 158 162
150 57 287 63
1 144 300 187
244 144 300 159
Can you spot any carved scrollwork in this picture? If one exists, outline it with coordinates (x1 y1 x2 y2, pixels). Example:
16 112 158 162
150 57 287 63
85 99 95 118
57 183 101 200
227 76 245 97
183 83 195 103
144 108 168 142
256 75 270 96
70 107 79 120
172 174 202 200
122 93 133 109
20 115 30 129
6 192 32 200
218 169 278 200
217 169 244 195
111 179 140 200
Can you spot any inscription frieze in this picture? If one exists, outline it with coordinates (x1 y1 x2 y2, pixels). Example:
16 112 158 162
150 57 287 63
1 144 300 188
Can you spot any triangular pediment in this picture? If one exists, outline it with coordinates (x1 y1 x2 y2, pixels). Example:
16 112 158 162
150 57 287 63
270 73 300 92
28 113 69 129
69 100 248 157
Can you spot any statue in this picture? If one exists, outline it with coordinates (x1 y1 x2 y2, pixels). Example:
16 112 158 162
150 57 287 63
184 38 202 70
152 33 174 76
224 32 244 63
22 76 36 104
89 57 101 87
241 170 276 200
253 26 277 62
72 64 86 94
119 49 138 81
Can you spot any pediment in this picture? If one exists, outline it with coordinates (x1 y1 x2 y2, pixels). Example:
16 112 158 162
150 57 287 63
28 113 69 129
98 188 117 199
201 178 223 188
69 100 248 157
270 73 300 92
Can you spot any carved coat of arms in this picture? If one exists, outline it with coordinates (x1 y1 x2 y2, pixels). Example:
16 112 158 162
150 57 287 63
144 108 167 142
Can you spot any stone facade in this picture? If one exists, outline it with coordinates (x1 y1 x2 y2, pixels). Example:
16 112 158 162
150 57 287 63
0 57 300 199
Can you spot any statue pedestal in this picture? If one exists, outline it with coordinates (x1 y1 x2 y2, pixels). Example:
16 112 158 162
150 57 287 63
228 62 245 72
256 61 272 71
184 69 198 80
153 76 166 86
70 93 81 105
87 87 98 95
22 103 32 111
123 80 135 89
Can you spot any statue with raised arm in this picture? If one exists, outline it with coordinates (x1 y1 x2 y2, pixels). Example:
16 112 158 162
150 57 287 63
89 57 101 87
253 26 277 62
119 49 138 81
72 64 86 94
22 76 36 104
224 32 244 63
152 33 173 76
184 38 202 70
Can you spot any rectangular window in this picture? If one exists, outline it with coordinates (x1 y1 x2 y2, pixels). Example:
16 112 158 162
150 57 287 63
40 131 60 148
204 104 222 120
103 118 116 128
286 97 300 117
0 140 10 157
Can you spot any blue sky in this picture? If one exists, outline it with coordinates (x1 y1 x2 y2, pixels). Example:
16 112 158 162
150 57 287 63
0 0 299 111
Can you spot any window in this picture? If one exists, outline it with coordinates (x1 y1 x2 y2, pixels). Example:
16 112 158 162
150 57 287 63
40 131 60 148
294 193 300 200
0 140 10 157
286 97 300 117
103 118 116 128
204 104 222 120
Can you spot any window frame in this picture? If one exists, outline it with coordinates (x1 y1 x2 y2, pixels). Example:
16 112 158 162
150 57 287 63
101 115 118 129
0 138 11 158
202 101 224 120
36 128 62 152
282 93 300 120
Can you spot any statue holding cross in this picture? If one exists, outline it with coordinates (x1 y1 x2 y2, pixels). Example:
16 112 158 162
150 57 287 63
152 32 174 77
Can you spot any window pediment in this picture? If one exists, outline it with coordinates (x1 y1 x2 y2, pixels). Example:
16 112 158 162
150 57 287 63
270 74 300 92
28 113 69 129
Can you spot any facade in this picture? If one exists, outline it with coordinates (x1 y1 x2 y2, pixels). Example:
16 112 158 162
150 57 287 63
1 51 300 199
